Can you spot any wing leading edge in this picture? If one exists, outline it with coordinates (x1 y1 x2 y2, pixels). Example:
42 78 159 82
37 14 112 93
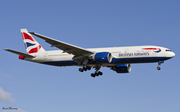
29 32 94 56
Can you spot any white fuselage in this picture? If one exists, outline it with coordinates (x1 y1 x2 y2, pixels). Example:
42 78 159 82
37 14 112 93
24 45 175 67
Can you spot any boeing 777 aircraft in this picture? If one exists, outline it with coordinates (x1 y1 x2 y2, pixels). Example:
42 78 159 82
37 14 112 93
5 29 175 77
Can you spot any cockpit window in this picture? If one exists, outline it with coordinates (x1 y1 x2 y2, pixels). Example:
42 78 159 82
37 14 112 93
166 49 171 52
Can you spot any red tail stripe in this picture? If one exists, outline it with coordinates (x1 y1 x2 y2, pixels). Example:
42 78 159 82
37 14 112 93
21 32 35 42
28 45 42 54
28 47 38 54
39 45 41 49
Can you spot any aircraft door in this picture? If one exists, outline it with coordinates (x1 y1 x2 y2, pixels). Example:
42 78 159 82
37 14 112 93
44 53 48 60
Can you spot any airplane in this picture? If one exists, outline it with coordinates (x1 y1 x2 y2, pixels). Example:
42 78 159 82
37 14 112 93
4 29 175 77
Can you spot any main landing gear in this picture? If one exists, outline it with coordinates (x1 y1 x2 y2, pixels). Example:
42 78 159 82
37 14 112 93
79 66 91 72
91 65 103 78
91 71 103 77
157 61 164 70
78 65 103 78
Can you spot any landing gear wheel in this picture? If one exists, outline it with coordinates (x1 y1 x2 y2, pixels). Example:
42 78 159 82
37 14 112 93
79 68 83 72
98 72 103 75
91 73 95 77
83 67 87 71
157 66 161 70
95 72 99 76
157 61 163 70
79 66 92 72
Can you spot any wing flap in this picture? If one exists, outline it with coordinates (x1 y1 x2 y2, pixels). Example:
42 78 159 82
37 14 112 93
4 49 35 58
29 32 94 56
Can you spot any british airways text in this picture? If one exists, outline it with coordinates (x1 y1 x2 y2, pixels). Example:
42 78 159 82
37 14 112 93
119 52 149 57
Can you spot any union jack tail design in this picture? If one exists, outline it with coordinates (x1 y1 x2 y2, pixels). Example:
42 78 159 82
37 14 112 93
21 29 45 54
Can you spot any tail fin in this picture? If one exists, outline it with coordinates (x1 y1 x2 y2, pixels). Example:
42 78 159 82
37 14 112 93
21 29 45 54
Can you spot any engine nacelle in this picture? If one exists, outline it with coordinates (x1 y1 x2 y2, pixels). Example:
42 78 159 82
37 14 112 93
112 64 131 73
93 52 112 63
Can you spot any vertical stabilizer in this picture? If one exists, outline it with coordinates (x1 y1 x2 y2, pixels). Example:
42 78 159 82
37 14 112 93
21 29 45 54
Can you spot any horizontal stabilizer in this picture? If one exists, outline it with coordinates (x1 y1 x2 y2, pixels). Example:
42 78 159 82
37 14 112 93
4 49 35 58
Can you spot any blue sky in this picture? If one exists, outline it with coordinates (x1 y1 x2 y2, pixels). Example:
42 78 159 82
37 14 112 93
0 0 180 112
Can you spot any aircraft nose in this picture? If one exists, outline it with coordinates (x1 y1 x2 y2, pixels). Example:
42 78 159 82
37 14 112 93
168 52 175 58
171 52 175 57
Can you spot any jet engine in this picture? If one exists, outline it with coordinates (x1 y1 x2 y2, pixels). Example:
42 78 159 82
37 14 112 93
92 52 112 63
111 64 131 73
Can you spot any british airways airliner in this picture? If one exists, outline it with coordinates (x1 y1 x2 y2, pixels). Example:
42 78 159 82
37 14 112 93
5 29 175 77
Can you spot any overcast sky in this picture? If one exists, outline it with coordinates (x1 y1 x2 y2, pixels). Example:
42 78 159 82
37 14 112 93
0 0 180 112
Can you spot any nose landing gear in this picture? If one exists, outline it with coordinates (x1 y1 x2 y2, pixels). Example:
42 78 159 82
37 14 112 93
157 61 164 70
157 66 161 70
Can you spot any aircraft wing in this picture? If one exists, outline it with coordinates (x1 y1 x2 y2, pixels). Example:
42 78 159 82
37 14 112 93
29 32 94 56
4 49 35 58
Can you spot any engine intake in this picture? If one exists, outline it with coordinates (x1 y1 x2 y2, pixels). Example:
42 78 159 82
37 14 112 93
112 64 131 73
93 52 112 63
